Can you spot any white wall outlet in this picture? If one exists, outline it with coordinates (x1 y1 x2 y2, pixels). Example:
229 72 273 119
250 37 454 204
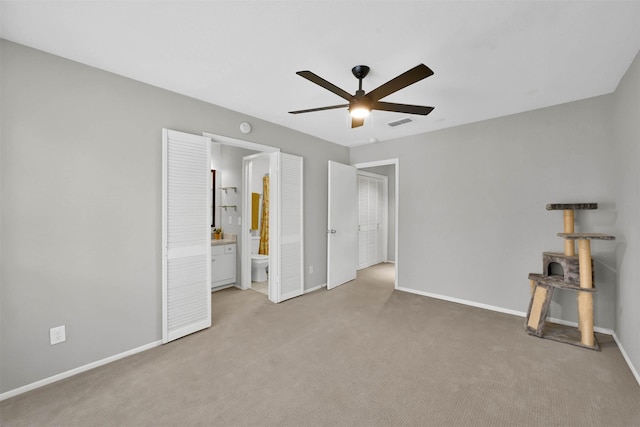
228 215 233 225
238 216 241 225
309 265 314 274
50 325 66 345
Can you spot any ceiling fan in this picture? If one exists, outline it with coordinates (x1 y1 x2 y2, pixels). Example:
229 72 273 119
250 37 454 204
289 64 435 128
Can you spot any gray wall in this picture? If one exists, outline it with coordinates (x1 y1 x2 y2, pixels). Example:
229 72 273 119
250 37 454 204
352 52 640 380
612 51 640 382
351 95 618 326
0 40 349 393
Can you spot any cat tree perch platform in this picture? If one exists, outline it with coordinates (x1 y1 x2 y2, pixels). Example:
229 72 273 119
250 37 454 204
525 203 615 351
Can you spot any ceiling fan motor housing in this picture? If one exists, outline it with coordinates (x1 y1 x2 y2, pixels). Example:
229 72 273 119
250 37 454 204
352 65 370 80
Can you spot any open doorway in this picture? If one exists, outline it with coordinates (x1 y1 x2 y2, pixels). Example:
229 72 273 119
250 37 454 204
242 152 272 297
353 159 398 289
356 169 389 270
326 159 399 291
204 132 304 304
203 132 278 300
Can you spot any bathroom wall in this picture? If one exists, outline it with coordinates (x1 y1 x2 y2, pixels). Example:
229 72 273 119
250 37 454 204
219 145 257 238
250 157 270 234
219 145 259 281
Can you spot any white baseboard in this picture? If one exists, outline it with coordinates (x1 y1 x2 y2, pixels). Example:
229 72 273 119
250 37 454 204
2 284 325 400
304 283 326 294
0 340 163 402
396 287 640 385
5 286 638 401
396 287 614 335
612 332 640 387
398 287 527 318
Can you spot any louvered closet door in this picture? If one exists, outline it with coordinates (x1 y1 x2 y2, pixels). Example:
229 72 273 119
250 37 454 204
274 153 304 303
357 174 385 269
374 178 384 263
357 175 370 269
162 129 211 343
366 177 378 265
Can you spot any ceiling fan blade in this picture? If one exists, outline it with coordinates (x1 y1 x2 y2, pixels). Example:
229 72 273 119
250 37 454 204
372 101 434 115
366 64 434 102
351 117 365 128
296 71 353 101
289 104 349 114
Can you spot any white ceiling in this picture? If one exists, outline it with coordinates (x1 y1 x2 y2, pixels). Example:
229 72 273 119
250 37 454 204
2 1 639 147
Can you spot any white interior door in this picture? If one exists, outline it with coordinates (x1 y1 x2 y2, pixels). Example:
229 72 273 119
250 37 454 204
270 153 304 303
162 129 211 343
327 161 357 290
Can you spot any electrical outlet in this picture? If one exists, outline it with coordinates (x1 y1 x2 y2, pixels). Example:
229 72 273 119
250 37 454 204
228 216 232 225
238 216 241 225
309 265 314 274
50 325 66 345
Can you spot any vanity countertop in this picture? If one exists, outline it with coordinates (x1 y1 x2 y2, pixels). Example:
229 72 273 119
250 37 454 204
211 238 236 247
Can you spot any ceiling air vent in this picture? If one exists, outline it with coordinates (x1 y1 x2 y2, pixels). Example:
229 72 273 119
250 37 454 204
387 118 413 127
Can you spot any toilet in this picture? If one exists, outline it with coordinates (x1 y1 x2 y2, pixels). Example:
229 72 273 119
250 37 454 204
250 236 269 282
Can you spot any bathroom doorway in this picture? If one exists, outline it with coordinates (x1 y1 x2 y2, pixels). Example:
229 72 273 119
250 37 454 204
204 132 304 304
203 133 278 300
242 152 272 296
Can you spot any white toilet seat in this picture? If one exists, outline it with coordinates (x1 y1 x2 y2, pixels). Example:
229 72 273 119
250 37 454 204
251 255 269 282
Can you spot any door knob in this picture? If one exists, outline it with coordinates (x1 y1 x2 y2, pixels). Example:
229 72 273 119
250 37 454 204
328 229 337 234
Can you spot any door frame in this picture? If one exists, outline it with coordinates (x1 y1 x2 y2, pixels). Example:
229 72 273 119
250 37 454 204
352 159 399 290
202 132 279 296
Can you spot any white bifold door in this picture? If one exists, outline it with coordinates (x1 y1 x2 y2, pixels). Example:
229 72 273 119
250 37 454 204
243 151 304 303
268 152 305 303
162 129 212 343
357 172 387 269
162 130 305 345
327 161 357 290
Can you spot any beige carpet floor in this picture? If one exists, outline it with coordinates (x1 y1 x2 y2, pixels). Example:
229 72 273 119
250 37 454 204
1 263 639 426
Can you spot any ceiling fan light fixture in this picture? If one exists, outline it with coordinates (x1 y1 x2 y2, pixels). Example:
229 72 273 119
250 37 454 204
349 97 371 118
349 106 370 119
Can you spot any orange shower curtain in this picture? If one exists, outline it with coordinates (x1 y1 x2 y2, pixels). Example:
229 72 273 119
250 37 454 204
259 175 269 255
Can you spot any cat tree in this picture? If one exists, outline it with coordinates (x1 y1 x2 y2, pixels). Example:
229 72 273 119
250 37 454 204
525 203 615 350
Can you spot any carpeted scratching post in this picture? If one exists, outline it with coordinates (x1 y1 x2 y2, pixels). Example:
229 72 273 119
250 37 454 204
525 203 615 350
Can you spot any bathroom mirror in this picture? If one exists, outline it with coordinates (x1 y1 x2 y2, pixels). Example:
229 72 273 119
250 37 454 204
211 169 216 228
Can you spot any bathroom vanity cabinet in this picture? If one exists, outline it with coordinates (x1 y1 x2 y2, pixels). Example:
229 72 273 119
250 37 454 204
211 242 236 290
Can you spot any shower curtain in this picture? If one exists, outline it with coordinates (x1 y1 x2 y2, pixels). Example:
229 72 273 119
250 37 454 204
259 175 269 255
